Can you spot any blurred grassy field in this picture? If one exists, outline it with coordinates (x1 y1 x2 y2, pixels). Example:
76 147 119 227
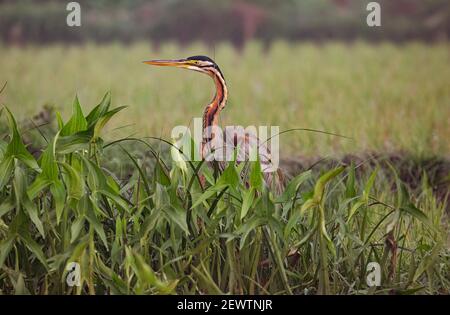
0 41 449 157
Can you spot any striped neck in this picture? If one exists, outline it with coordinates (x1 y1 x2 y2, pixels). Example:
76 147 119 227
202 67 228 140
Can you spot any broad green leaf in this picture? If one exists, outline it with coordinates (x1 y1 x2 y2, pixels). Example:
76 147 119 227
81 195 108 249
0 139 7 159
363 167 378 200
56 111 64 130
293 221 318 248
0 235 15 268
93 106 126 140
97 189 131 213
13 167 45 238
61 162 84 200
163 206 189 235
2 107 39 171
171 145 188 174
240 188 255 220
86 92 111 128
347 199 366 223
238 218 266 249
320 218 336 257
27 177 52 199
14 273 30 295
386 209 400 234
276 170 311 203
0 196 15 217
70 217 85 243
413 242 442 282
39 136 59 181
20 233 49 269
284 207 303 238
60 96 87 136
0 156 14 190
400 204 429 225
216 163 239 188
313 166 345 203
300 198 315 215
190 185 227 209
249 159 263 191
51 180 66 224
155 157 171 186
57 131 91 154
127 248 178 293
22 199 45 238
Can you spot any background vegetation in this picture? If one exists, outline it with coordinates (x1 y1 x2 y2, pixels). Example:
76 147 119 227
0 42 449 157
0 0 449 45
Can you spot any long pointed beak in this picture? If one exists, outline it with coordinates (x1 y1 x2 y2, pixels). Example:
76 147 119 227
143 59 190 68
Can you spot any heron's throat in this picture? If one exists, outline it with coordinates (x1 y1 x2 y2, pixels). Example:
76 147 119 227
202 70 228 140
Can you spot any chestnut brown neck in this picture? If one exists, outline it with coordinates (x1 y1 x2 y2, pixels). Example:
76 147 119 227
202 68 228 142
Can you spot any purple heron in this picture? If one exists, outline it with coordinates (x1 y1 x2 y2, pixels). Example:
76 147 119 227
144 55 283 189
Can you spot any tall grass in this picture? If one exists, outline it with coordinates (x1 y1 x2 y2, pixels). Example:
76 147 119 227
0 41 449 156
0 94 448 294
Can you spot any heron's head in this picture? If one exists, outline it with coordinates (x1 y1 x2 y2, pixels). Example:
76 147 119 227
143 55 224 79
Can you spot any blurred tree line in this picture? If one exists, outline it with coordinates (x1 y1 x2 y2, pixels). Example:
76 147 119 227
0 0 448 45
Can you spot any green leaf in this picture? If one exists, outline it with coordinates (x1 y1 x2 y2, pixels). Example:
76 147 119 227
20 233 49 269
56 131 91 154
217 163 239 188
276 170 311 203
293 221 318 248
237 218 266 249
27 177 52 200
93 106 126 140
23 199 45 238
71 217 85 243
363 167 378 200
60 96 88 136
155 157 171 186
300 198 315 215
55 111 64 130
86 92 111 128
249 159 263 191
241 188 255 220
97 189 131 213
284 207 303 238
190 185 227 209
39 135 59 181
0 234 15 268
125 247 178 294
386 209 400 234
0 196 15 217
163 206 189 235
0 156 14 190
0 139 7 160
82 157 109 190
81 195 108 249
61 162 84 200
347 199 366 223
400 203 429 225
14 273 30 295
13 167 45 238
2 107 39 171
313 166 345 203
51 180 66 224
413 242 442 282
320 218 336 257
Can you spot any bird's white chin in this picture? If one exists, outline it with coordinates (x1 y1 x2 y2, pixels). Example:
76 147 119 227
187 65 207 73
